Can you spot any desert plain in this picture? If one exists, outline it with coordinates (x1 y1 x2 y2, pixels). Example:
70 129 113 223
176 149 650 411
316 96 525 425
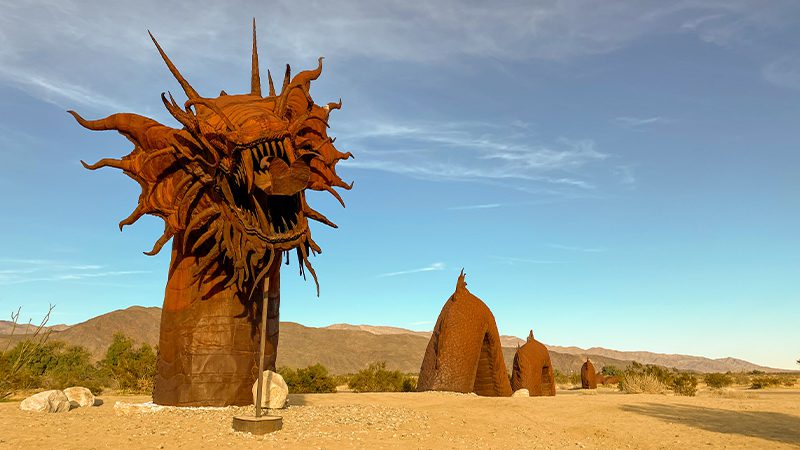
2 386 799 449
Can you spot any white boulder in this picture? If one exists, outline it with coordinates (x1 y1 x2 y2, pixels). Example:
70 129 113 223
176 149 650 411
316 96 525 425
63 386 96 408
20 390 71 413
512 388 530 397
251 370 289 409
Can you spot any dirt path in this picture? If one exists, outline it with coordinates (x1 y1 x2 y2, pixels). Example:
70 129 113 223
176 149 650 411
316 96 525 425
1 388 799 449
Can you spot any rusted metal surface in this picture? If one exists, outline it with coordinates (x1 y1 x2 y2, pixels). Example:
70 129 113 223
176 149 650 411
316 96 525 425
72 20 351 406
417 272 512 397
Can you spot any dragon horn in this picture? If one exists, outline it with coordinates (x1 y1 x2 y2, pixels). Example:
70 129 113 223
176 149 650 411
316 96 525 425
148 30 200 100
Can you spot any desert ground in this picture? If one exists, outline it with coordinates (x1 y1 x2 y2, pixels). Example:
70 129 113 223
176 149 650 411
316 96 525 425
1 387 799 449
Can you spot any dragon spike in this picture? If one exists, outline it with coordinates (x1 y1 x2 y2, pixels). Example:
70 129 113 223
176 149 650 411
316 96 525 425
267 69 276 96
281 64 291 94
250 18 262 96
148 30 200 100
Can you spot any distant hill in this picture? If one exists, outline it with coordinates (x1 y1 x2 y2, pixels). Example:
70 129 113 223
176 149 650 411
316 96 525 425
0 306 785 374
0 320 70 335
0 306 160 359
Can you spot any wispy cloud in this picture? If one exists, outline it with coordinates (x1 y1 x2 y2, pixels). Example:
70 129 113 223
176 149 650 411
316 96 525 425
613 116 667 128
548 244 606 253
614 165 637 186
0 258 148 285
409 320 433 326
377 262 445 278
1 1 791 113
341 120 608 192
762 55 800 90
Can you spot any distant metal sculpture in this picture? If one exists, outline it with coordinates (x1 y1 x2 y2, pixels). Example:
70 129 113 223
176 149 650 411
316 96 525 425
511 330 555 396
71 21 352 406
581 359 597 389
417 271 513 397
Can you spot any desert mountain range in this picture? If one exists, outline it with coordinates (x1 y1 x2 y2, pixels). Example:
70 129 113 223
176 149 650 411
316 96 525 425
0 306 783 374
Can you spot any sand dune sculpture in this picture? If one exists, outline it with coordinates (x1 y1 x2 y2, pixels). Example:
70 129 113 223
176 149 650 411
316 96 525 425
71 22 352 406
511 330 556 396
581 359 597 389
417 271 513 397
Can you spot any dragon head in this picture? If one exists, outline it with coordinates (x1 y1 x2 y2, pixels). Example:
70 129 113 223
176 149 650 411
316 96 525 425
70 20 352 297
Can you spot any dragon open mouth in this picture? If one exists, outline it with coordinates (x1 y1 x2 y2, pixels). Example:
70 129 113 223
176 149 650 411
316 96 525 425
231 138 309 246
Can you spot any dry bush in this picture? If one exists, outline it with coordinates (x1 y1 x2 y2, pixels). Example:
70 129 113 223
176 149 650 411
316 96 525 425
619 373 668 394
670 373 698 396
0 305 54 400
750 376 782 389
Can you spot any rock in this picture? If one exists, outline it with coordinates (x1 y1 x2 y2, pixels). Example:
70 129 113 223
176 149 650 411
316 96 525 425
251 370 288 409
512 389 530 397
63 386 95 408
19 390 71 413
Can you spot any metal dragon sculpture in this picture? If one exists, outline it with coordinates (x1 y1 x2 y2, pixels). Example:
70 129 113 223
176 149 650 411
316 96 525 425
70 21 352 406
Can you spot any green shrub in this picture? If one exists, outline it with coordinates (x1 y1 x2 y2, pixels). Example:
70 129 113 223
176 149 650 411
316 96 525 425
2 340 106 394
671 373 698 396
99 333 156 393
704 373 733 389
601 365 624 377
278 364 337 393
347 362 415 393
553 369 570 385
751 376 782 389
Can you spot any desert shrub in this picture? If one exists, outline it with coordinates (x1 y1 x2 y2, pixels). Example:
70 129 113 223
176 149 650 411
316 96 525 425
99 333 156 393
0 306 55 399
278 364 337 394
704 373 733 389
625 362 676 385
670 373 698 396
751 376 782 389
2 342 105 395
402 376 417 392
781 377 796 387
39 343 105 393
618 373 668 394
347 362 416 393
553 369 570 385
601 365 624 377
730 371 750 385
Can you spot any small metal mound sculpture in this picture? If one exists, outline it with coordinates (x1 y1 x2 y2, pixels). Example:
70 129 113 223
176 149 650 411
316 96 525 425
417 271 512 397
581 359 597 389
71 21 351 406
598 374 620 385
510 330 556 396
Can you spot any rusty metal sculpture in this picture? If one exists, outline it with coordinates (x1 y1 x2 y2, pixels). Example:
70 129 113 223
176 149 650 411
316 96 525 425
70 21 352 406
511 330 556 396
581 359 597 389
417 271 512 397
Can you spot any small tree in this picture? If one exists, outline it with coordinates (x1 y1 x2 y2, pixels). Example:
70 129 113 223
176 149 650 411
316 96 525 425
99 333 156 393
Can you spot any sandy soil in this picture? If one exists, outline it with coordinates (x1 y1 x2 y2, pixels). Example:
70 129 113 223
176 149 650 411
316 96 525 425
1 387 799 449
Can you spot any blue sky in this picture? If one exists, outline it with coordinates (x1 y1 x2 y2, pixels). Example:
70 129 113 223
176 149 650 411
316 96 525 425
0 0 798 369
